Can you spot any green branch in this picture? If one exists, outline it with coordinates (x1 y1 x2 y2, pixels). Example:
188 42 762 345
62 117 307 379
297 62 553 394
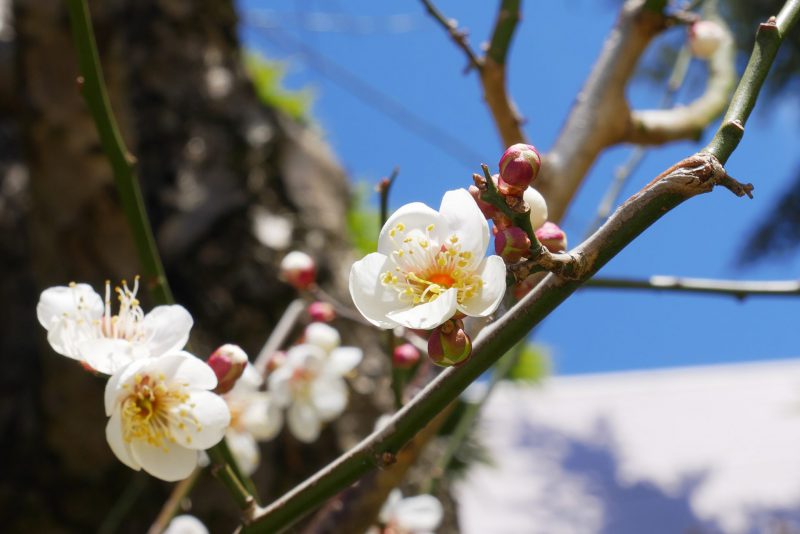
704 0 800 164
65 0 172 307
487 0 521 65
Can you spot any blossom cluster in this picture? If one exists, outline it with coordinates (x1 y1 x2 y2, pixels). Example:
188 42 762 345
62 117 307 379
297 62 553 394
36 274 363 480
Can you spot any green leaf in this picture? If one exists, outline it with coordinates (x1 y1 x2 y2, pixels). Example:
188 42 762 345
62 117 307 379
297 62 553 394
346 183 380 256
244 52 313 121
506 343 549 383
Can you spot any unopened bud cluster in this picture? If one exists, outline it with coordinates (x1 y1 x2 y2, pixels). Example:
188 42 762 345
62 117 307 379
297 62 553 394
280 251 316 290
470 143 569 266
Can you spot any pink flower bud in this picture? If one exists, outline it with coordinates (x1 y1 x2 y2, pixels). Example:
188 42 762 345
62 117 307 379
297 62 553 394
498 143 542 196
207 344 248 394
468 185 497 220
393 343 421 369
494 226 531 263
688 20 727 59
280 251 316 290
535 221 568 253
308 301 336 322
427 318 472 367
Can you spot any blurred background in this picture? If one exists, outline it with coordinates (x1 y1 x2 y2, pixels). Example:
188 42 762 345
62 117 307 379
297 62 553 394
2 0 799 532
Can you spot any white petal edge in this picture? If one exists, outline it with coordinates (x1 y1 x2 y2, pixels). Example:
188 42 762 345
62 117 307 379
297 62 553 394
225 431 260 476
377 202 443 256
439 188 490 260
241 395 283 441
164 514 209 534
267 365 293 407
304 322 341 352
130 440 198 482
106 409 140 471
379 489 404 523
80 338 136 375
386 288 458 330
349 253 402 329
456 255 507 318
142 305 194 357
287 401 322 443
394 495 444 532
160 351 218 391
171 391 230 450
36 284 103 329
327 347 363 375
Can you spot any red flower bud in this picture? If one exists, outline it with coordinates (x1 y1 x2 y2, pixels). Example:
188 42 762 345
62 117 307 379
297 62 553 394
535 221 568 253
393 343 421 369
308 301 336 323
498 143 542 196
207 344 248 394
494 226 531 263
280 251 316 290
427 318 472 367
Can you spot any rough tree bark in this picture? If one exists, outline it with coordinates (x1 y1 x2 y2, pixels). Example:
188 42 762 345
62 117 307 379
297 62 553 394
3 0 385 531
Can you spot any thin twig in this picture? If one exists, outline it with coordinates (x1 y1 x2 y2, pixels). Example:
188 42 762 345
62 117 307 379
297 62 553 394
254 298 306 375
585 275 800 298
147 468 202 534
418 0 482 70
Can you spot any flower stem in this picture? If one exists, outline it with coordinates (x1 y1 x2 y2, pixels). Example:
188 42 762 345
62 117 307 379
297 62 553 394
147 468 201 534
65 0 171 306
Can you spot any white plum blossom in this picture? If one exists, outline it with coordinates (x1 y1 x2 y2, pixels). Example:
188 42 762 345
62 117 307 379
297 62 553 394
224 364 283 475
104 352 230 481
268 322 362 443
36 278 193 375
349 188 506 330
370 489 444 534
164 515 209 534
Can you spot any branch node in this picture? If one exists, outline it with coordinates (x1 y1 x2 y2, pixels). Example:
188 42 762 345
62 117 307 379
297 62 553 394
720 174 754 198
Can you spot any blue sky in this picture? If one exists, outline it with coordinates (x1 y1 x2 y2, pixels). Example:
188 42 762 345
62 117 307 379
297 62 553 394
239 1 800 375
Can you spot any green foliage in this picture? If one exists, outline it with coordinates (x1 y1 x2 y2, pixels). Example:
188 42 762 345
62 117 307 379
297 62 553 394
506 343 550 383
346 183 380 256
244 53 313 121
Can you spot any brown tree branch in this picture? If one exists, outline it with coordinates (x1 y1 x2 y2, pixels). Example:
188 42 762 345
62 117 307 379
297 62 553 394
418 0 482 70
538 0 668 222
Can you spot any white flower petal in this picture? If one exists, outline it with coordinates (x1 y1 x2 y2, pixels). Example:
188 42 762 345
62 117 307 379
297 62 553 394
130 440 198 482
171 391 230 450
379 489 404 523
36 284 103 329
386 288 458 330
105 409 140 471
304 322 340 352
241 395 283 441
456 255 506 318
285 344 327 373
142 305 193 357
236 364 264 391
81 338 138 375
287 400 322 443
46 320 83 360
377 202 443 256
439 188 490 262
226 430 260 476
349 253 402 329
327 347 363 375
311 376 348 421
394 495 444 532
164 514 209 534
267 365 293 407
160 352 218 391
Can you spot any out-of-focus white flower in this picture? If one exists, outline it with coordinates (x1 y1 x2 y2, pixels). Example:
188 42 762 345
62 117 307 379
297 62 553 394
104 352 230 481
36 279 193 375
268 323 362 442
224 364 282 475
349 189 506 331
164 514 209 534
374 489 444 534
